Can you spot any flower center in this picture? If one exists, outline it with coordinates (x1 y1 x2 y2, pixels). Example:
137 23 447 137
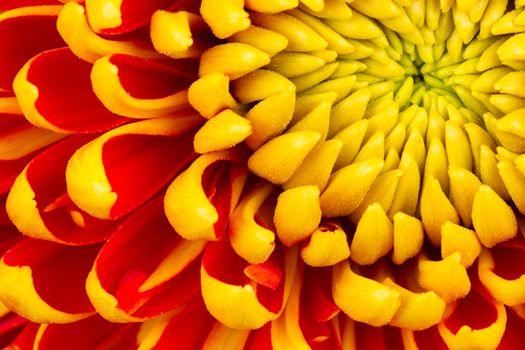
189 0 525 268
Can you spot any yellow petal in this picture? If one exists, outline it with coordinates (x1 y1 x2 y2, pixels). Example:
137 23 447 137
251 12 328 52
301 222 350 267
245 92 295 150
420 176 460 246
417 253 471 303
188 73 238 119
248 131 321 184
229 183 276 264
229 25 289 57
441 221 481 268
150 11 206 59
232 69 296 104
245 0 298 13
199 43 270 80
320 158 384 217
392 212 424 265
193 110 252 153
200 0 250 39
332 261 400 327
384 278 446 331
350 203 394 265
274 186 322 247
448 166 482 227
471 184 518 247
283 139 342 191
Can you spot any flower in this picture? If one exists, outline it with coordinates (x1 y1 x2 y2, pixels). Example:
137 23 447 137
2 0 525 348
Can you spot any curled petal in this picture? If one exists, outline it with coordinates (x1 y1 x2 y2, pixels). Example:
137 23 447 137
417 253 471 303
201 240 298 329
13 47 129 133
66 116 200 219
7 135 121 245
57 2 162 63
229 182 276 264
0 5 65 91
150 10 213 59
478 243 525 306
165 149 247 241
0 239 98 323
383 278 446 331
438 284 506 350
85 0 176 35
188 73 239 120
91 54 193 119
301 221 350 267
332 260 400 327
86 199 203 322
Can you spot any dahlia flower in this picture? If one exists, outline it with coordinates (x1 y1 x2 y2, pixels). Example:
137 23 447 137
2 0 525 348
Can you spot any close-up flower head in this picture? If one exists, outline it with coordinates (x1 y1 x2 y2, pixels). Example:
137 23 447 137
2 0 525 348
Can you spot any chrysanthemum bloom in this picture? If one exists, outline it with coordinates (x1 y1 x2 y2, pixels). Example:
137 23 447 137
2 0 525 348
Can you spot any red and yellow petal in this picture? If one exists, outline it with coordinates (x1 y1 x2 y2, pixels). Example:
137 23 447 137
0 5 65 92
57 2 163 63
86 198 202 322
0 239 98 323
201 239 298 329
13 47 129 133
91 54 194 119
6 135 121 245
164 149 247 241
66 116 200 220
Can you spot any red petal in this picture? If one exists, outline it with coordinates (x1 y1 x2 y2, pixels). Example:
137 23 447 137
243 323 272 350
498 307 525 349
34 315 140 350
0 314 28 348
7 322 38 350
0 6 65 91
0 1 60 11
148 302 215 349
302 266 340 322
